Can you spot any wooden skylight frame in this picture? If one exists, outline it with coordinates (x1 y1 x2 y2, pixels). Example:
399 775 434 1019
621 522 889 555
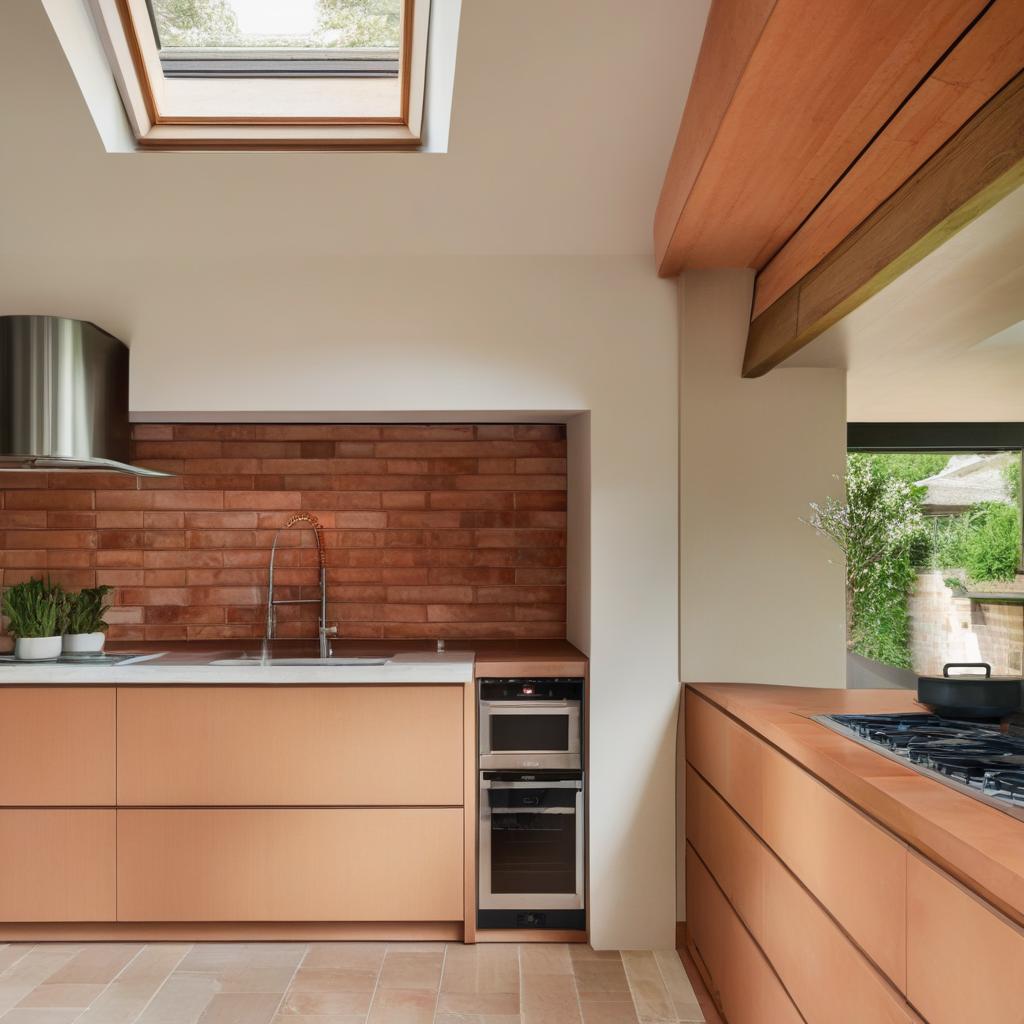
89 0 429 149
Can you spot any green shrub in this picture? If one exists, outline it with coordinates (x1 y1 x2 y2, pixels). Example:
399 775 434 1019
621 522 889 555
65 585 113 635
1 578 66 639
959 502 1020 583
807 454 926 669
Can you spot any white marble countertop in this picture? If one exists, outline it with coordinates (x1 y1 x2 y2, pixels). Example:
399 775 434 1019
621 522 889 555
0 650 475 685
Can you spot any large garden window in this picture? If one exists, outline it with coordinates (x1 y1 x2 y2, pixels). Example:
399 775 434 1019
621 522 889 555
811 425 1024 674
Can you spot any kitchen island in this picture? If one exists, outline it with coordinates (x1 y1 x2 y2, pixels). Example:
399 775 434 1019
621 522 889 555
684 683 1024 1024
0 640 586 944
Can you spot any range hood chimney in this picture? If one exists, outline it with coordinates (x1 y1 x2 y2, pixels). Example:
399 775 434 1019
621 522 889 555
0 316 168 476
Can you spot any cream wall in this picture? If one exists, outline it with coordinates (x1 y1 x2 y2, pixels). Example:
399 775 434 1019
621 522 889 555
676 269 848 917
0 253 681 949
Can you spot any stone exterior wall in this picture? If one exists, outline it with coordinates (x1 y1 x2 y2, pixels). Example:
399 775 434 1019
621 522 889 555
909 571 1024 676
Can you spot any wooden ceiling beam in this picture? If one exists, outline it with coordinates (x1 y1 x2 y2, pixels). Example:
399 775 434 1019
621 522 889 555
742 72 1024 378
752 0 1024 317
654 0 990 278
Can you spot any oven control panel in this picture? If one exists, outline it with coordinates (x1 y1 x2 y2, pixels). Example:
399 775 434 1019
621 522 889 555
478 677 583 701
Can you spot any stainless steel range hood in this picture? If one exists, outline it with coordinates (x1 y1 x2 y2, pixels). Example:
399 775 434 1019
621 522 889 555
0 316 168 476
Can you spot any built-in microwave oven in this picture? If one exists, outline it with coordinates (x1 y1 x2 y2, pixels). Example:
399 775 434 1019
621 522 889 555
478 678 583 770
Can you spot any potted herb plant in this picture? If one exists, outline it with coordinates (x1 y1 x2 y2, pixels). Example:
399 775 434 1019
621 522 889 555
1 578 66 661
63 585 114 655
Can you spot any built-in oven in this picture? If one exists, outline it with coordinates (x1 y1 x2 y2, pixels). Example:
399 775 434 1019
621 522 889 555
479 677 582 770
478 771 585 929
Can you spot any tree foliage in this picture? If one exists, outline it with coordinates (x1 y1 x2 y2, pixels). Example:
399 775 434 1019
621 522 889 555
317 0 401 47
807 454 926 668
151 0 241 47
937 502 1021 583
151 0 401 48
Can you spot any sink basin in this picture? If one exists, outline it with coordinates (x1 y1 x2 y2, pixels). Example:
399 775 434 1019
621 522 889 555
209 657 389 667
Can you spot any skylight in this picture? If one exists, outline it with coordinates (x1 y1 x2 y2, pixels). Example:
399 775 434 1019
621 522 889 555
89 0 429 147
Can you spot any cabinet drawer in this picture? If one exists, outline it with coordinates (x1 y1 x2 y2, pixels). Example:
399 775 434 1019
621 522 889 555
688 770 918 1024
907 853 1024 1024
686 690 907 987
117 808 464 922
117 686 464 806
686 846 803 1024
0 688 115 806
0 810 115 922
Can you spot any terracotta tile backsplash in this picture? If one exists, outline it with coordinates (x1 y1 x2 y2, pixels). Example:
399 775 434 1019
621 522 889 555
0 424 567 646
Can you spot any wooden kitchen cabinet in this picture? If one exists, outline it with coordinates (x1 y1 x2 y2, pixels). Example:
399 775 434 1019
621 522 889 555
0 688 115 806
686 689 908 988
117 807 464 922
688 769 918 1024
686 846 803 1024
0 810 115 921
907 853 1024 1024
117 685 464 806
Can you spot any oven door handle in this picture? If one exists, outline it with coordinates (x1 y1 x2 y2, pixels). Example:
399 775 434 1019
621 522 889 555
482 780 582 790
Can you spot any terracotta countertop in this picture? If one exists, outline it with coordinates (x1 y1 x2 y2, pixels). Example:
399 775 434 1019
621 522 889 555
689 683 1024 928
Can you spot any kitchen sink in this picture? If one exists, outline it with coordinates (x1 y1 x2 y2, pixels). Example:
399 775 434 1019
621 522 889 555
208 656 389 667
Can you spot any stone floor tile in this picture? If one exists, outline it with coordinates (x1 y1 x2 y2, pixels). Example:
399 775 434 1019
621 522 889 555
15 984 105 1010
0 1010 82 1023
620 952 674 1022
289 968 379 994
366 987 437 1024
435 991 520 1015
377 953 443 991
518 945 572 977
303 942 387 971
42 944 142 985
135 973 222 1024
441 945 518 995
520 972 582 1024
279 990 373 1016
194 992 281 1024
652 950 703 1023
74 945 192 1024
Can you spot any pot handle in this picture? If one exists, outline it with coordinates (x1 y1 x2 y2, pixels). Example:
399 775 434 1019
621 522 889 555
942 662 992 678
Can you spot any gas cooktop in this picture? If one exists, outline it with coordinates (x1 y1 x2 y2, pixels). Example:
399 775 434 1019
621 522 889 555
814 712 1024 823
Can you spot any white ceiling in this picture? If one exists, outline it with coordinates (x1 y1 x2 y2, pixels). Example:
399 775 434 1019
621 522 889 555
0 0 710 261
784 183 1024 422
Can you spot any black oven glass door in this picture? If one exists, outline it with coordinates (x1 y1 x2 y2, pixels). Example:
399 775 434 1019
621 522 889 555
480 701 581 769
480 779 583 910
490 713 569 753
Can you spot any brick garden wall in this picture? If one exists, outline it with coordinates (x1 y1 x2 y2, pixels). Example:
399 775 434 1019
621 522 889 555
909 571 1024 676
0 424 567 647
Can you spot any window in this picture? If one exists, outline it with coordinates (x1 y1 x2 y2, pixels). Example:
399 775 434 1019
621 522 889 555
838 425 1024 678
90 0 429 147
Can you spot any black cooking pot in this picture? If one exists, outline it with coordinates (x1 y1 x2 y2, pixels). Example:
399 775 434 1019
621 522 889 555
917 662 1023 719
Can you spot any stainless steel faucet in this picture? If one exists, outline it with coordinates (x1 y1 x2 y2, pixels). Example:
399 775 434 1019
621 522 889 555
265 513 337 658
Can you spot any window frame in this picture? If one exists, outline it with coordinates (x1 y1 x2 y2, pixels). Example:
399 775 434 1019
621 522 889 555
89 0 428 148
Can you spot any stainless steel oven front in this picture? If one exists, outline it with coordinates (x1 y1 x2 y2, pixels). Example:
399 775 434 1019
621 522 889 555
478 677 582 770
479 772 584 913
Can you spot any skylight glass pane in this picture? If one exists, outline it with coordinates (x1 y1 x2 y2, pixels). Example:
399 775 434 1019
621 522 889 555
148 0 402 50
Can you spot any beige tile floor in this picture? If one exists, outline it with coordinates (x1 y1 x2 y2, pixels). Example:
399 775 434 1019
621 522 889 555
0 941 705 1024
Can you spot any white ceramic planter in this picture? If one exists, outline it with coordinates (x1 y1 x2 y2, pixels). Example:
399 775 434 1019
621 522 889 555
62 632 106 654
14 636 62 661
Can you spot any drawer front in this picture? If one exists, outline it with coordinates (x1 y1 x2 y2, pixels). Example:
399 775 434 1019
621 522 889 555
117 685 464 806
685 689 764 828
907 853 1024 1024
0 688 115 806
688 770 918 1024
117 808 464 922
0 810 115 922
686 846 803 1024
687 690 907 987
